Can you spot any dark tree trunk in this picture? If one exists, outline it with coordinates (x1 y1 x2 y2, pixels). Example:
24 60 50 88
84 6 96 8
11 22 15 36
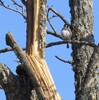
69 0 99 100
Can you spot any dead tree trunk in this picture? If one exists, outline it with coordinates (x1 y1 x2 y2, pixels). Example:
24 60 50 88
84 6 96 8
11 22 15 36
1 0 99 100
0 0 61 100
69 0 99 100
25 0 61 99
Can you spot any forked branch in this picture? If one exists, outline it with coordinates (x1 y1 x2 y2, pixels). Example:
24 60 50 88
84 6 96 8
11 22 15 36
47 7 72 41
0 0 26 19
47 8 57 33
11 0 22 8
48 7 71 27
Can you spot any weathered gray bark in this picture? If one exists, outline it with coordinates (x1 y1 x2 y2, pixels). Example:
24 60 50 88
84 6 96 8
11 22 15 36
69 0 99 100
0 63 38 100
6 32 44 100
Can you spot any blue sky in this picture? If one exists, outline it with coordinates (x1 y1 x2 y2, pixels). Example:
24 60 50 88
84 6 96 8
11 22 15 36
0 0 99 100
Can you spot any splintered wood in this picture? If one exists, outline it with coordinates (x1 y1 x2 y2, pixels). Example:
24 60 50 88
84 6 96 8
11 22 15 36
25 54 61 100
6 32 61 99
26 0 61 99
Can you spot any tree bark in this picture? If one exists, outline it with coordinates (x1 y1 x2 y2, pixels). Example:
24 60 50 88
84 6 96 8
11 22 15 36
0 63 38 100
1 0 99 100
6 32 45 100
25 0 61 99
0 0 61 100
69 0 99 100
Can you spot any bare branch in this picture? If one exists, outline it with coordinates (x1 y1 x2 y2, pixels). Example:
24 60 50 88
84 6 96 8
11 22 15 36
11 0 26 16
48 7 71 27
55 56 73 64
47 30 62 39
47 9 57 34
0 47 26 54
1 40 95 53
0 0 26 19
46 40 96 48
11 0 22 8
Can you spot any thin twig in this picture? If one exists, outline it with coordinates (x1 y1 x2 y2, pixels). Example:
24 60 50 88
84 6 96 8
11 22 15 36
47 9 57 34
47 30 62 39
46 40 96 48
48 15 58 20
0 0 26 19
0 47 26 53
11 0 22 8
55 56 73 64
49 7 71 27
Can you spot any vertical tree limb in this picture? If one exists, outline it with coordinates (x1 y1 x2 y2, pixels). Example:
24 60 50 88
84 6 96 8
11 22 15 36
25 0 61 99
69 0 98 100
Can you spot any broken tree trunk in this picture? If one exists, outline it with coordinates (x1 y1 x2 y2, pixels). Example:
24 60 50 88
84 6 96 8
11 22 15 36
25 0 61 99
0 0 61 100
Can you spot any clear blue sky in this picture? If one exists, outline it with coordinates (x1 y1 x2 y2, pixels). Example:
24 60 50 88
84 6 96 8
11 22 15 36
0 0 99 100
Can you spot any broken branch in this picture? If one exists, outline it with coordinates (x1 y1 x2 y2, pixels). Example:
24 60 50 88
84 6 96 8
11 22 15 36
5 32 45 99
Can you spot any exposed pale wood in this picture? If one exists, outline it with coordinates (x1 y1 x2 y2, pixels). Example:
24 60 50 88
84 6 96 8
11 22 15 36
25 54 61 100
26 0 40 56
6 32 45 100
26 0 61 99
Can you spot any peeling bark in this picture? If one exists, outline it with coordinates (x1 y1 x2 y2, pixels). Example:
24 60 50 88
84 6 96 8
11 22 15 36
69 0 99 100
